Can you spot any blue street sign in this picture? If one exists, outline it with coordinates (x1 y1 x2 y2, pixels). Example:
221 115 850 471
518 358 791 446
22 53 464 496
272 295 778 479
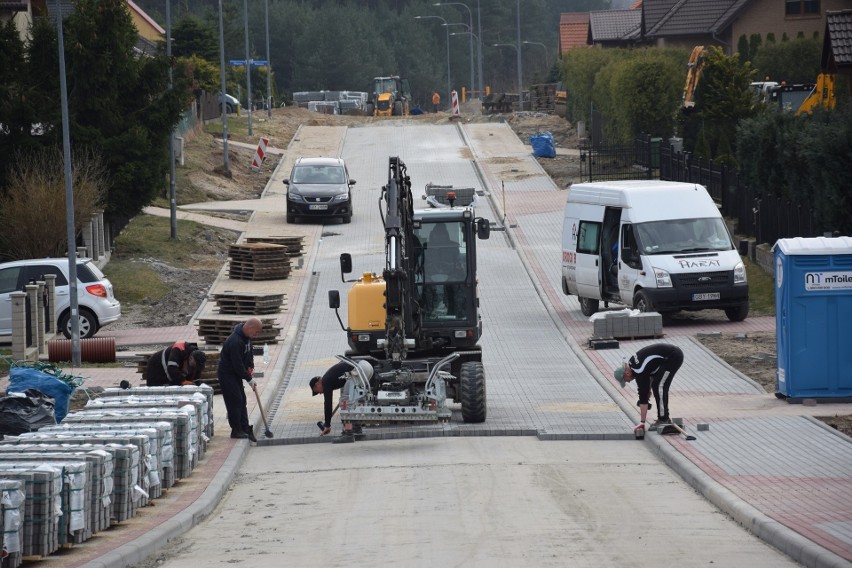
229 59 246 66
251 60 268 66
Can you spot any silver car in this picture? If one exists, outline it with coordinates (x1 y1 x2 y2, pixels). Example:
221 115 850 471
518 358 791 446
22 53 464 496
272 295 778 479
0 258 122 339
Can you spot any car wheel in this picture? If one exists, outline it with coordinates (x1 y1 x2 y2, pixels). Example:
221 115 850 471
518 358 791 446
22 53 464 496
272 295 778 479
59 307 99 339
226 103 235 114
342 214 352 224
633 290 654 313
287 213 296 224
561 277 569 295
579 296 599 317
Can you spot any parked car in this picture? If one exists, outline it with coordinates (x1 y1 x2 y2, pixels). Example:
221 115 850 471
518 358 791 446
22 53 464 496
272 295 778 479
218 93 240 114
283 157 356 224
0 258 122 339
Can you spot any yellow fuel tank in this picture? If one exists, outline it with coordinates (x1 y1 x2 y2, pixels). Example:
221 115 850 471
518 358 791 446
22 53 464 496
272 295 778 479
349 272 387 332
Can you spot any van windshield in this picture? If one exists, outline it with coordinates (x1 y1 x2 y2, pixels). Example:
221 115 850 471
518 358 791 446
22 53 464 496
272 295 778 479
635 218 733 254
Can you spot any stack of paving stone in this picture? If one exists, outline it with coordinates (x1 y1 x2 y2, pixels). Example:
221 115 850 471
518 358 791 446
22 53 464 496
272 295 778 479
66 407 197 479
590 311 663 342
196 316 281 346
134 352 220 394
244 235 306 257
100 385 214 439
227 242 291 280
6 432 147 522
0 468 59 561
212 292 287 315
0 478 26 566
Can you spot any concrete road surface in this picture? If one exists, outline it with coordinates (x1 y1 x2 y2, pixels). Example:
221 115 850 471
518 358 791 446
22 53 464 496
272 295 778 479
141 438 799 568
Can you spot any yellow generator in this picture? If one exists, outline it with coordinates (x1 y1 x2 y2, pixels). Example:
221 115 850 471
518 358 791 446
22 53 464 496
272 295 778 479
365 76 411 117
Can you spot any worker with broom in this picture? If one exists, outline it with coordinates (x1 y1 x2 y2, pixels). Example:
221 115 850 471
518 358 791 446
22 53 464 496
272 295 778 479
219 317 263 442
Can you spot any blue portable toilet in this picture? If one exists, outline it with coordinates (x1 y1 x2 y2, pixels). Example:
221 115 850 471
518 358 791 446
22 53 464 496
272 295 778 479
773 236 852 400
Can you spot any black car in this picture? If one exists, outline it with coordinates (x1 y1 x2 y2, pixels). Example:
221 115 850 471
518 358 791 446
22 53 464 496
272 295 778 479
283 157 355 224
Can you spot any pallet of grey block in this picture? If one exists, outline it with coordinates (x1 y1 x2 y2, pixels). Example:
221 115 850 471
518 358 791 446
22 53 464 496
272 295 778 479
87 395 209 447
0 450 111 540
100 384 215 438
6 433 147 522
65 410 195 480
0 461 90 547
0 478 26 566
211 292 287 315
83 398 206 460
591 311 663 340
0 469 58 561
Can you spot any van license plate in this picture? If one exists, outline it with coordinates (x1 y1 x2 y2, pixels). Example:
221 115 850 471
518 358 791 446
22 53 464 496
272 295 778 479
309 204 327 210
692 293 720 301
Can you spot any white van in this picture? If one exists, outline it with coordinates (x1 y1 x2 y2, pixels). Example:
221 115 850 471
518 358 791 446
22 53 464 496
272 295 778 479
561 180 749 321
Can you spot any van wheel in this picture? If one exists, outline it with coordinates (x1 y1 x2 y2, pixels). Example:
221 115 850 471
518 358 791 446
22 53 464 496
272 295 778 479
561 277 569 295
579 297 599 316
725 303 749 322
633 290 654 313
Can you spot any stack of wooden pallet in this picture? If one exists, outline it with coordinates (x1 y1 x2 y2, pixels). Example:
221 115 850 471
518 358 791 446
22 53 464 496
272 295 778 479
227 243 291 280
528 83 557 114
244 235 305 257
196 317 281 346
212 292 287 315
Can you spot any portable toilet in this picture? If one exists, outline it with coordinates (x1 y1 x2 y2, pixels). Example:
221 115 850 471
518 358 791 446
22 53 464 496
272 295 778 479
773 236 852 401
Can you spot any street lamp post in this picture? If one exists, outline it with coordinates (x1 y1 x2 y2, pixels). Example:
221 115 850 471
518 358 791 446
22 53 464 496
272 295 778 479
243 0 252 136
516 0 523 111
265 0 272 118
522 40 549 76
414 15 451 103
493 42 522 107
217 0 230 174
166 0 177 240
443 21 474 99
435 2 474 98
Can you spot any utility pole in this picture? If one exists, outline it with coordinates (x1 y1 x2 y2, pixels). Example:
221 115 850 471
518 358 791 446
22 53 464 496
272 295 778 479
244 0 253 136
218 0 230 173
55 0 81 366
166 0 177 240
516 0 523 111
265 0 272 118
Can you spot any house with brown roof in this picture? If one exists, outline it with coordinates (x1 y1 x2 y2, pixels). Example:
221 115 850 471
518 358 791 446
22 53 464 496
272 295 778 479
824 9 852 94
558 12 590 58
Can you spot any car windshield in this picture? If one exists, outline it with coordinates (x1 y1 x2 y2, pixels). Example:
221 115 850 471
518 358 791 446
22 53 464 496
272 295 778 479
292 165 345 184
635 218 733 254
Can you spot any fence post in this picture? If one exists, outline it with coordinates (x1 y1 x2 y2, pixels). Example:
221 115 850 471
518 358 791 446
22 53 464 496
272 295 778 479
44 273 56 335
11 291 27 361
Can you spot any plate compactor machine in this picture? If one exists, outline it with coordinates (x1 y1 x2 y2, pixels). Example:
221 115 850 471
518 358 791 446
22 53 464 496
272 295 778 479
329 157 491 424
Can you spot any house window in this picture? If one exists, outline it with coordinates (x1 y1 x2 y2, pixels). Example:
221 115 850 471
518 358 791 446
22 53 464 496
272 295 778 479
785 0 820 16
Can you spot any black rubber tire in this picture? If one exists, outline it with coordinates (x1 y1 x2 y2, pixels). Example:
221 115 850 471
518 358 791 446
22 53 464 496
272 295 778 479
365 103 374 116
460 361 486 423
725 303 749 322
579 296 599 317
393 101 403 116
59 307 99 339
287 213 296 224
633 290 654 313
561 277 569 295
342 214 352 224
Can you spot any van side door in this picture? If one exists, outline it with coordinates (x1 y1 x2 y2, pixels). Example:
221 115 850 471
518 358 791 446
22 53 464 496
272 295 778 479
618 224 642 304
574 219 603 300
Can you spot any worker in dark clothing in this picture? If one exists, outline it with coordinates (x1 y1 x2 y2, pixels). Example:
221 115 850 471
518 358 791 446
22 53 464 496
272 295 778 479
218 317 263 442
310 359 373 443
144 341 206 387
614 343 684 437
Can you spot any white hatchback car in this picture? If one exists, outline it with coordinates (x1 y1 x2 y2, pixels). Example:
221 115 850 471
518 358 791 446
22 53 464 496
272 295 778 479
0 258 121 339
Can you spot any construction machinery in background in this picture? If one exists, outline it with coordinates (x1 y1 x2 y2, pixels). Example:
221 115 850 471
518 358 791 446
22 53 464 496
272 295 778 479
682 45 706 109
328 157 491 424
768 73 836 115
365 76 411 117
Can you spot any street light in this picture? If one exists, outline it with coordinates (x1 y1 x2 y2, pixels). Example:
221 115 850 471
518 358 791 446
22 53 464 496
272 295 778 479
450 29 480 98
443 21 474 99
414 15 451 102
435 2 475 98
522 40 550 69
493 42 522 106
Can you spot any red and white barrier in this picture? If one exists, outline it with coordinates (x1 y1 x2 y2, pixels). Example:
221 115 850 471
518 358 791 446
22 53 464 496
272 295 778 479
251 137 269 171
451 90 460 116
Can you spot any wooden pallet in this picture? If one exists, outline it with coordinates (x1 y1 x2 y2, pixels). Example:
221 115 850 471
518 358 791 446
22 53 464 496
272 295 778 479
228 243 292 280
211 292 287 315
244 235 306 257
196 317 281 345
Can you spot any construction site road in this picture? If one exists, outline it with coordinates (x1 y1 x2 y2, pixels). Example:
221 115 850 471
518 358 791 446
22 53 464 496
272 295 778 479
130 121 811 568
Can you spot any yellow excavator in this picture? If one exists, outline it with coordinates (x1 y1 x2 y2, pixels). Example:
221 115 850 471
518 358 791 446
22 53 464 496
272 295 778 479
364 76 411 117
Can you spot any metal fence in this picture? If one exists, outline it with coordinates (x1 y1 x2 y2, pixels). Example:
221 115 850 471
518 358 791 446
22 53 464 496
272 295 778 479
579 136 653 182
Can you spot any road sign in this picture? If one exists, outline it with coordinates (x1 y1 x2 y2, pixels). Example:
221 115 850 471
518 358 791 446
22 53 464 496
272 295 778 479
229 60 267 67
251 60 268 66
229 59 246 66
